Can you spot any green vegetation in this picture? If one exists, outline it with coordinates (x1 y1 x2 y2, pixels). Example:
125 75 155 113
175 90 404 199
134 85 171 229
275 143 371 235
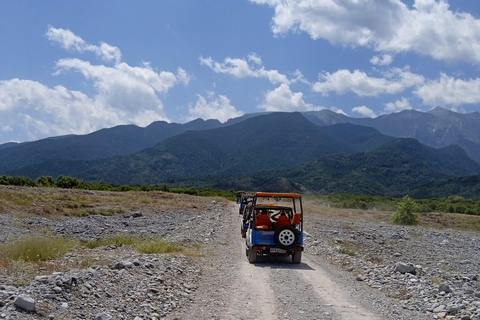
313 194 480 216
0 235 79 262
83 234 183 254
338 247 356 256
391 196 419 225
0 233 182 264
2 174 479 216
0 175 237 200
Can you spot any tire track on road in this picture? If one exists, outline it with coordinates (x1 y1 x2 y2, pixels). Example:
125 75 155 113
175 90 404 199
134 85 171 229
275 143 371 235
295 254 380 320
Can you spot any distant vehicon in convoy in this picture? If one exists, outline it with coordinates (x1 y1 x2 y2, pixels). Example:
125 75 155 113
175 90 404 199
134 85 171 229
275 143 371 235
236 192 253 239
239 192 304 264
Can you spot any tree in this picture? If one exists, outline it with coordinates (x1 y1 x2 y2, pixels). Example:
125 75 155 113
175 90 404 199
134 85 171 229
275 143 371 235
391 195 418 225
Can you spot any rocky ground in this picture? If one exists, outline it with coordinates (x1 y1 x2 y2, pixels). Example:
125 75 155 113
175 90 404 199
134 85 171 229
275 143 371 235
0 186 479 319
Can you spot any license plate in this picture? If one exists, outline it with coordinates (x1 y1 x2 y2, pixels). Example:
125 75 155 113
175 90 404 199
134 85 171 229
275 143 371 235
270 248 286 254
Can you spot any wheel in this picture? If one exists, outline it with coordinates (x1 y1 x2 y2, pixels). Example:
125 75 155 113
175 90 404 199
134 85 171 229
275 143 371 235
241 228 246 238
247 246 257 263
274 226 299 250
292 251 302 264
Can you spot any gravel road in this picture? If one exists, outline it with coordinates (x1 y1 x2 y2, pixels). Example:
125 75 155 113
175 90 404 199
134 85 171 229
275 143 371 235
169 202 427 320
1 187 479 319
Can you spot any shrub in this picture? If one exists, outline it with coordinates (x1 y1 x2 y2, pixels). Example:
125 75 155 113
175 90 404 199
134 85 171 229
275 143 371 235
55 176 83 189
391 195 418 225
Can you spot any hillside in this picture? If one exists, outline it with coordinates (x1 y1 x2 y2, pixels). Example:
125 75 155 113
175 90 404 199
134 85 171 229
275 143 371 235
6 113 359 184
304 107 480 164
0 118 222 173
212 138 480 196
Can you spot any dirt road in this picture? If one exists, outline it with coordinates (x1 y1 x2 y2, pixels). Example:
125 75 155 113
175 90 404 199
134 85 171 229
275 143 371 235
168 203 383 320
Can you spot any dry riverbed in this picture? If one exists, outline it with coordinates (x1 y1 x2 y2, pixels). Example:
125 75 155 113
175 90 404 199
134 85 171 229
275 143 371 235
0 186 479 319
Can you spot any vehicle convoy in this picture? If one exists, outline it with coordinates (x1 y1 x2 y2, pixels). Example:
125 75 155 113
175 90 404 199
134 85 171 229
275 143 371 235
237 192 253 238
242 192 304 264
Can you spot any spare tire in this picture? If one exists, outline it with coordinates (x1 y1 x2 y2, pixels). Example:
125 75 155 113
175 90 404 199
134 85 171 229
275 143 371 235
274 226 299 250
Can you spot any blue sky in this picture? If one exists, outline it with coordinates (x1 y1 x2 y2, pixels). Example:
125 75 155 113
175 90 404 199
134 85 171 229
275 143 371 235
1 0 480 144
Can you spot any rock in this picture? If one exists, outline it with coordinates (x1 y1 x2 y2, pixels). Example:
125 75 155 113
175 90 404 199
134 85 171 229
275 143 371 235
114 261 134 269
132 211 143 218
95 312 113 320
439 283 452 293
356 275 365 281
14 294 36 312
394 262 416 275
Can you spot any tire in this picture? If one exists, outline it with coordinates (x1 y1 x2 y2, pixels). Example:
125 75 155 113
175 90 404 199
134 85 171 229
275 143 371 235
247 247 257 263
274 226 299 250
292 251 302 264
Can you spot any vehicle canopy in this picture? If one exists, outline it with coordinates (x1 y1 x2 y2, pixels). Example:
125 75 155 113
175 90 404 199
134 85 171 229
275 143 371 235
252 192 303 229
253 192 302 213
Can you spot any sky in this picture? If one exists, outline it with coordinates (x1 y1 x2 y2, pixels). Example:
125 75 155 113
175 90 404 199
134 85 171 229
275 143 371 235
1 0 480 144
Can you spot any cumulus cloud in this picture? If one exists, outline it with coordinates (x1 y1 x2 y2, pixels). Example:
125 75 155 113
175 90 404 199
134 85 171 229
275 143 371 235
414 73 480 107
384 97 412 112
370 54 394 66
0 27 192 143
200 54 291 85
312 68 424 97
250 0 480 64
259 84 322 112
0 79 111 142
46 26 122 64
188 92 244 123
352 106 377 118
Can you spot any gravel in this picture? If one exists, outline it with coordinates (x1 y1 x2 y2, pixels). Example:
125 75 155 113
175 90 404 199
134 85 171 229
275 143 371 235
1 189 479 320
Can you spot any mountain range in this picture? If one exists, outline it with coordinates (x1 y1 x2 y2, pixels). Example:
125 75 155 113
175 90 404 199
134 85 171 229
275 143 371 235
2 107 480 198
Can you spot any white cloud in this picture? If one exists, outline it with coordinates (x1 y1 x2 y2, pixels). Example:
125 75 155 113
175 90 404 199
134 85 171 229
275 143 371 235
312 68 424 97
352 105 377 118
176 67 192 85
370 54 394 66
188 92 244 123
248 52 262 65
384 97 412 112
330 107 348 116
251 0 480 64
46 26 122 64
414 73 480 107
0 78 112 142
259 84 322 112
0 27 193 143
200 55 290 84
54 59 176 121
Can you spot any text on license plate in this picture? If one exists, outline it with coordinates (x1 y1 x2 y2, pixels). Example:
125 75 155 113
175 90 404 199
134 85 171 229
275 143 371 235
270 248 286 253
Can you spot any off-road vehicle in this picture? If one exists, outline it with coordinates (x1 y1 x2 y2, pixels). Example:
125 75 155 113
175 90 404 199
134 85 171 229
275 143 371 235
237 192 253 238
244 192 304 264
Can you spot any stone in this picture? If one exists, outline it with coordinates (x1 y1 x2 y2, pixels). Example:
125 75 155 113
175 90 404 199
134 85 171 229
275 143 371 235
394 262 416 275
14 294 36 312
114 261 134 269
439 283 452 293
95 312 113 320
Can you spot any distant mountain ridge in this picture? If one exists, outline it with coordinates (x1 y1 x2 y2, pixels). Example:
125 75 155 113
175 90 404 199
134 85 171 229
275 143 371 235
303 106 480 164
0 119 223 173
2 108 480 197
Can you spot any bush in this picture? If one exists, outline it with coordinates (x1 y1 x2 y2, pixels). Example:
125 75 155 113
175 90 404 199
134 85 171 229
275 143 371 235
391 195 418 225
55 176 83 189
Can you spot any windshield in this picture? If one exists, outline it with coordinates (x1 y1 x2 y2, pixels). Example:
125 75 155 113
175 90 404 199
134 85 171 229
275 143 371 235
254 195 301 214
